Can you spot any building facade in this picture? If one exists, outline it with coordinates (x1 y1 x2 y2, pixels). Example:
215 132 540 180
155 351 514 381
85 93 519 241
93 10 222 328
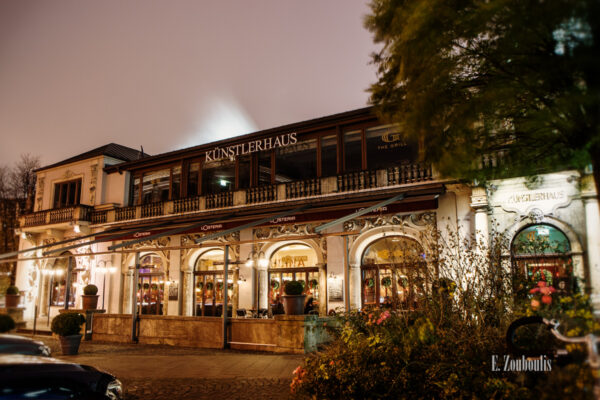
11 108 600 323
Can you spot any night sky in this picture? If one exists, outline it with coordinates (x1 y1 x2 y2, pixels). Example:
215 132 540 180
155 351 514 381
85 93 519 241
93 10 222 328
0 1 377 168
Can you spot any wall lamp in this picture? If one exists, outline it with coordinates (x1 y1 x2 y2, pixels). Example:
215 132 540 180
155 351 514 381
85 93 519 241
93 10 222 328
245 251 268 268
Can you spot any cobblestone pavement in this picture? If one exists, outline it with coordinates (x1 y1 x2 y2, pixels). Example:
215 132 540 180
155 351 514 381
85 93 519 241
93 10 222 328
36 336 304 400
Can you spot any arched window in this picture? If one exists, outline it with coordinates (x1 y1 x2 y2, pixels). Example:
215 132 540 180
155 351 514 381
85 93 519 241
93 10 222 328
193 249 232 317
49 253 77 307
361 236 427 309
137 253 165 315
512 224 573 292
268 243 319 308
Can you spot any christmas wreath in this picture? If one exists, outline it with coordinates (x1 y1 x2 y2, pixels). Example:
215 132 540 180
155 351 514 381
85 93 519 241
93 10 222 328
365 278 375 288
217 282 224 291
381 277 392 288
205 282 214 291
270 280 280 290
309 279 319 289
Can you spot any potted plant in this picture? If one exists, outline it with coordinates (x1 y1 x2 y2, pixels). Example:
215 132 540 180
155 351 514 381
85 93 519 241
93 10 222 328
0 314 15 333
51 312 86 355
5 285 20 308
81 284 99 310
282 280 306 315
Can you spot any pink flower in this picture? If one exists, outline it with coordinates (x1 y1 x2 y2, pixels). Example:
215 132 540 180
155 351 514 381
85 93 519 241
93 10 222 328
531 299 540 309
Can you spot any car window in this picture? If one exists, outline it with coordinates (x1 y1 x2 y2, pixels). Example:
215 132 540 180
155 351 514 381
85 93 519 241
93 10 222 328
0 344 41 355
0 379 88 400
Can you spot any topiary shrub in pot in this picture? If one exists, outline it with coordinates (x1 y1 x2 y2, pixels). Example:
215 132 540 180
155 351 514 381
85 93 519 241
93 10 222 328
51 312 85 355
282 280 306 315
81 284 99 310
5 285 20 308
0 314 16 333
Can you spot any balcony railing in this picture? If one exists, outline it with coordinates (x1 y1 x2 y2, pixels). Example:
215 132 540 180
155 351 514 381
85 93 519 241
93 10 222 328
173 196 201 213
90 210 108 224
206 192 233 209
247 185 277 204
286 178 321 199
21 205 93 227
115 206 136 222
387 163 432 185
141 202 164 218
22 164 437 228
337 170 377 192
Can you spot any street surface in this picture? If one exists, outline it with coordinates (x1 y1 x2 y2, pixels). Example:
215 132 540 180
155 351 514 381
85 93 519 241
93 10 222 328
40 336 304 399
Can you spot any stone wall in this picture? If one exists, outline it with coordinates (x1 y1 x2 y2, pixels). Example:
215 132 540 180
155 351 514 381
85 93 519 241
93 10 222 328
92 314 333 354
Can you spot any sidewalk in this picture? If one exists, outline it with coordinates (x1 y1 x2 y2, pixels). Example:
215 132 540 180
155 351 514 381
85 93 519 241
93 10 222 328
41 337 304 400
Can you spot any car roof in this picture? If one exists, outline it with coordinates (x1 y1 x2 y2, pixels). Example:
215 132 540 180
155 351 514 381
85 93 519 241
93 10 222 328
0 334 45 346
0 354 72 366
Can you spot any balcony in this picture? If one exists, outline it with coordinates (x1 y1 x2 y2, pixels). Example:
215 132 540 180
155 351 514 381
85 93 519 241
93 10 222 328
22 164 436 228
21 205 93 228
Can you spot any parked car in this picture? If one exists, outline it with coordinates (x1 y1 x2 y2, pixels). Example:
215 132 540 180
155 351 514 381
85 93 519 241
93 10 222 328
0 354 122 400
0 334 51 356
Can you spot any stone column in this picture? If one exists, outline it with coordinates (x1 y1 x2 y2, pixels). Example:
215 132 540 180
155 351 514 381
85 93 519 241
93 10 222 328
258 265 269 310
470 186 490 247
349 262 361 310
582 175 600 309
183 271 193 316
317 263 327 315
122 271 133 314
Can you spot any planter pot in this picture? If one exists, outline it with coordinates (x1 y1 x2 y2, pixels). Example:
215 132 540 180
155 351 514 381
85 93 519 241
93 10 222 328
4 294 20 308
283 294 306 315
58 334 82 355
81 295 99 310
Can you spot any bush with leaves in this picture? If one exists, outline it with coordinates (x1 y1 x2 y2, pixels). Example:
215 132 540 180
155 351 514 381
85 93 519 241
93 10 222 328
51 312 85 337
291 225 597 399
0 314 15 333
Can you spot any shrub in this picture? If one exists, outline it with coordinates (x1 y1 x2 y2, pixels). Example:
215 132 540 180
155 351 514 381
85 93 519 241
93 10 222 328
290 225 597 399
51 312 85 336
284 281 304 296
83 284 98 296
5 286 19 295
0 315 15 333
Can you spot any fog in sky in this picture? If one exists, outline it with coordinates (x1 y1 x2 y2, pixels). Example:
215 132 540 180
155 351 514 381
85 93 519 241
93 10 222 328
0 1 378 168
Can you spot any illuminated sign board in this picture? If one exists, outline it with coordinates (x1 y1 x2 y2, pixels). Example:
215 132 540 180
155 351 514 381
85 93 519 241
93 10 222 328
205 132 297 162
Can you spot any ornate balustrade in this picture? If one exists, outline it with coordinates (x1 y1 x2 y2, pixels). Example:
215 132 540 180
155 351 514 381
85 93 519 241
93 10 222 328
286 178 321 199
22 163 435 227
115 206 136 222
206 192 233 209
246 185 277 204
173 196 201 213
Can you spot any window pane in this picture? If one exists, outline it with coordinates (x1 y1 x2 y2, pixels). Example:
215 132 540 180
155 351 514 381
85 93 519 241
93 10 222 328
172 166 181 200
131 176 140 205
344 130 362 172
366 125 417 170
187 163 199 197
142 169 170 203
275 138 317 182
258 151 271 186
67 181 77 205
202 160 235 194
321 135 337 177
53 184 60 208
60 184 68 207
238 155 251 189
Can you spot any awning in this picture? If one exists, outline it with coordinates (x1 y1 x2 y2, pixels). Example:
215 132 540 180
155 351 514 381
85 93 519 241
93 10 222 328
0 226 126 260
42 221 173 256
108 214 234 251
314 193 406 233
195 205 309 244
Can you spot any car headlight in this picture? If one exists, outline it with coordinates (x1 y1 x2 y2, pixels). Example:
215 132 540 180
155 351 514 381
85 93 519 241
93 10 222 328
39 345 51 357
105 379 122 400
